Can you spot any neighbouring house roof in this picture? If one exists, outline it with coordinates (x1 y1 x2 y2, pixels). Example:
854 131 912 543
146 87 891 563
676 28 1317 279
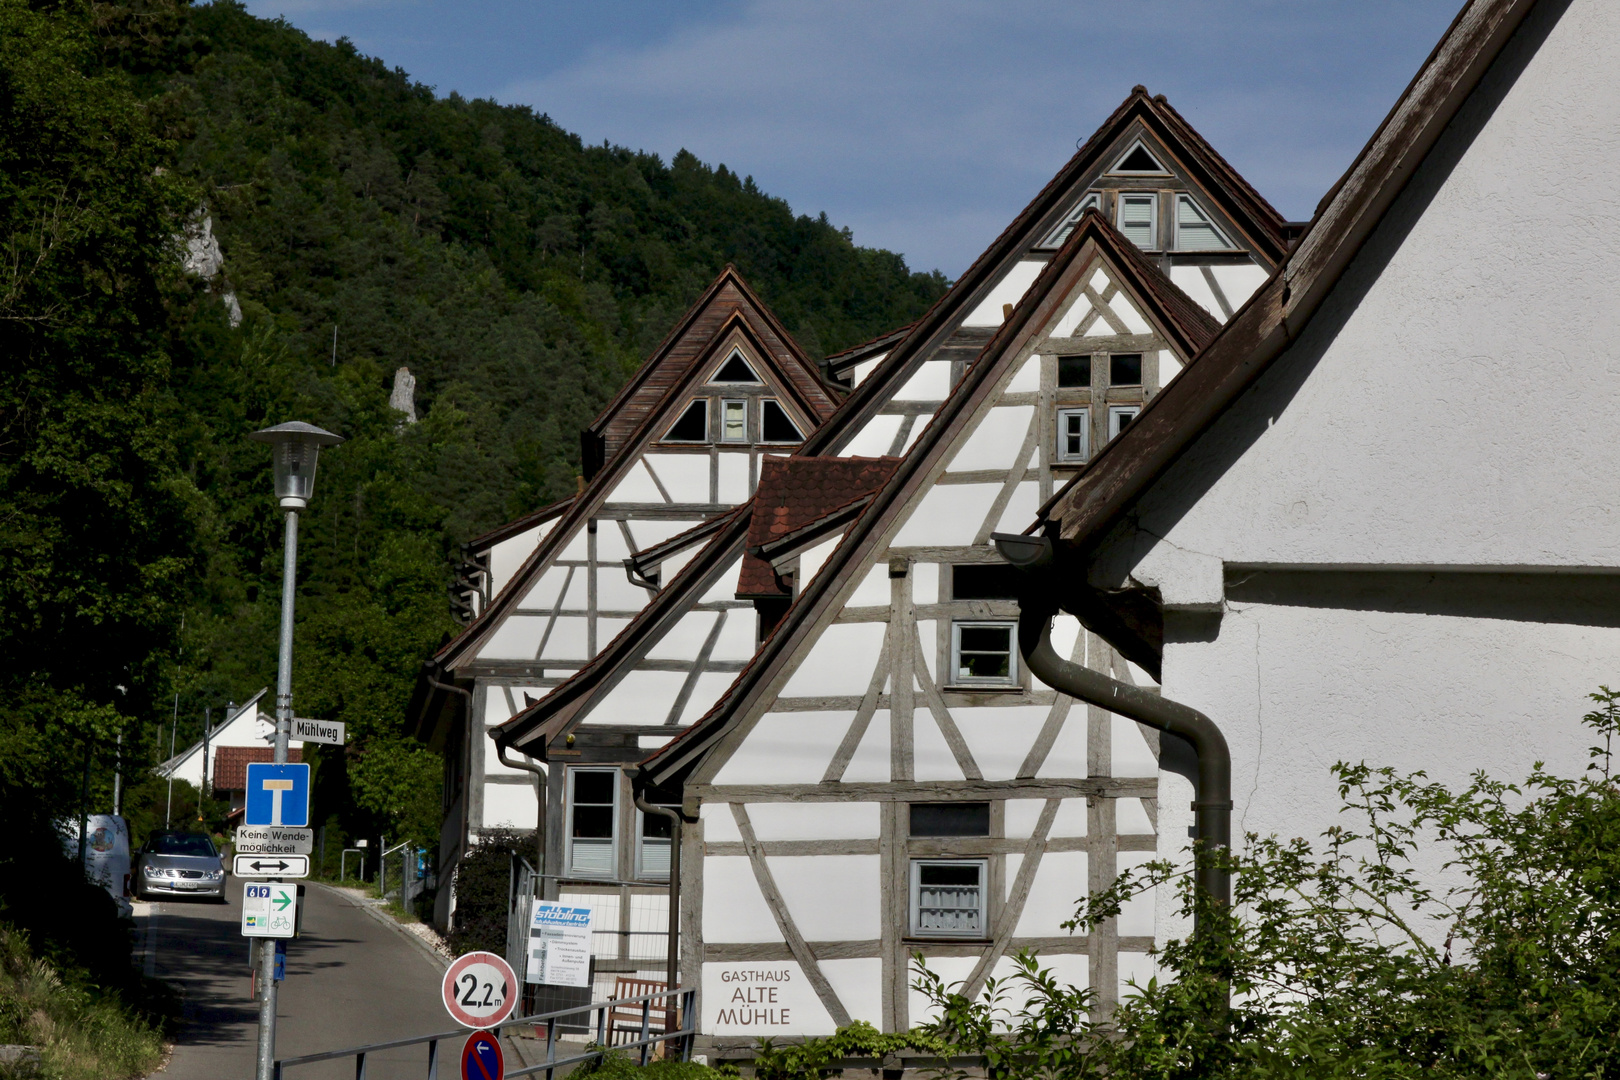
796 85 1288 466
461 497 575 556
738 457 901 598
211 746 303 792
1035 0 1543 612
157 688 270 777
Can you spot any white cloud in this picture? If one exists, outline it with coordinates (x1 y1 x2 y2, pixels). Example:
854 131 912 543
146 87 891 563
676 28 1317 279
502 0 1460 276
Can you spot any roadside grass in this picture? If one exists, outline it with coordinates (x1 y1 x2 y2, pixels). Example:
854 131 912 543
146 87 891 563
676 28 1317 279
0 924 164 1080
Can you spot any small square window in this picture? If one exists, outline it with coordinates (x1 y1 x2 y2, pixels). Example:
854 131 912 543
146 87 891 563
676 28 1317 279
910 803 990 837
567 768 618 878
1118 194 1157 249
1056 356 1092 388
1056 408 1089 463
951 621 1017 685
1109 354 1142 386
721 400 747 443
1109 406 1139 441
910 860 988 938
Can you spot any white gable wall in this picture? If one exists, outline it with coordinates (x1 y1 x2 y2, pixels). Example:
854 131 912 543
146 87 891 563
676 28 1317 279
1092 0 1620 889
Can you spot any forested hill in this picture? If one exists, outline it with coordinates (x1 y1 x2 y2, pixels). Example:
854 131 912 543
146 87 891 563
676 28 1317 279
0 0 946 871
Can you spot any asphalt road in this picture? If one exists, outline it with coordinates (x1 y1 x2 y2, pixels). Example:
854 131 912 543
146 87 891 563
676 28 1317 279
142 883 454 1080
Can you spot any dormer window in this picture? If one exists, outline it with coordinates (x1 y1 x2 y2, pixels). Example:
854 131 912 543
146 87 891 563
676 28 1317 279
721 399 748 442
1110 140 1168 175
759 399 804 443
1118 194 1158 249
664 399 709 442
1175 195 1233 251
712 351 762 384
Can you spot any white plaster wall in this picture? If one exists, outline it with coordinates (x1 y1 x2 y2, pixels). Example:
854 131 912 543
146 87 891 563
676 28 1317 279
769 855 881 939
1168 266 1224 320
595 524 633 561
779 623 887 697
701 857 782 942
590 670 690 726
488 522 550 596
1127 0 1620 572
646 611 718 661
1009 850 1089 937
675 672 740 725
477 615 546 660
711 609 759 661
718 451 751 504
852 353 886 387
596 566 652 610
608 461 663 504
1163 602 1613 864
820 958 884 1025
841 713 890 782
538 617 588 661
948 406 1034 473
963 260 1046 327
838 414 902 458
953 705 1049 780
891 484 1001 547
1208 263 1269 310
797 535 842 589
845 562 890 608
645 454 710 503
711 713 849 784
893 361 952 401
1006 354 1041 393
482 784 539 830
747 802 879 840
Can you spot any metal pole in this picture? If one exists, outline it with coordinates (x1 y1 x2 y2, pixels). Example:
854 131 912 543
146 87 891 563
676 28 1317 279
165 715 176 827
256 508 298 1080
112 730 122 816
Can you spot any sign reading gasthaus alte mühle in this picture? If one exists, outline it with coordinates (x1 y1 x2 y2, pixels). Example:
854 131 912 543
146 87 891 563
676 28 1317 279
701 963 835 1036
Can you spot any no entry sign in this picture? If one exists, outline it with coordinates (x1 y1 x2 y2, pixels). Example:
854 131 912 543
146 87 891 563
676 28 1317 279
442 951 518 1029
460 1030 504 1080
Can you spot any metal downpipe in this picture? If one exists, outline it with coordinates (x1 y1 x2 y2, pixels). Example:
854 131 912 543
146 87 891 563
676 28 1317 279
632 789 687 995
992 534 1233 926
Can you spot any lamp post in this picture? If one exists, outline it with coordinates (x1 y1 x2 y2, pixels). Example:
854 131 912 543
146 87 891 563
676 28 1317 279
247 421 342 1080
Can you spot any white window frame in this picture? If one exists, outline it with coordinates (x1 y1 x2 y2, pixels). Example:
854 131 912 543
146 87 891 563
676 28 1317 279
720 398 748 443
950 620 1018 687
663 398 709 443
634 804 677 881
758 398 804 444
1109 406 1140 441
909 859 990 939
565 767 619 879
1117 193 1158 250
1038 192 1100 250
1173 194 1234 251
1056 407 1090 463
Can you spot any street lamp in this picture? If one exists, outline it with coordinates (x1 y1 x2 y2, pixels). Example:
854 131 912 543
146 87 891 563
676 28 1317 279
246 421 341 1080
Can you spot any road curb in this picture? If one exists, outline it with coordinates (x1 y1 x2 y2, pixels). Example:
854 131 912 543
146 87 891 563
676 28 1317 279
310 882 450 973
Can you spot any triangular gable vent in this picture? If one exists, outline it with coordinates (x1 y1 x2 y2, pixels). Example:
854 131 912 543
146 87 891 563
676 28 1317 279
712 351 762 384
760 400 805 443
1110 140 1168 174
664 399 708 442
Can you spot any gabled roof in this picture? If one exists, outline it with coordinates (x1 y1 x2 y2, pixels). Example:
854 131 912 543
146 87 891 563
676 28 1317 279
490 505 753 753
158 688 269 776
212 746 303 791
737 457 901 598
585 266 840 460
430 268 842 673
1038 0 1542 569
824 322 915 385
798 85 1285 463
640 208 1226 786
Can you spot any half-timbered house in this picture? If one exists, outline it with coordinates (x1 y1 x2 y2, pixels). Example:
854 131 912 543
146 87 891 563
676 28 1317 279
411 267 843 928
475 86 1288 1029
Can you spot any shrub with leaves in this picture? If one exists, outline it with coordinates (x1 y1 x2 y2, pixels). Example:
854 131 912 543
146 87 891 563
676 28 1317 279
909 690 1620 1079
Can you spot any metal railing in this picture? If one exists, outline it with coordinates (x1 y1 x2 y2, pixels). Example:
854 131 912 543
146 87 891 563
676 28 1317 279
273 985 696 1080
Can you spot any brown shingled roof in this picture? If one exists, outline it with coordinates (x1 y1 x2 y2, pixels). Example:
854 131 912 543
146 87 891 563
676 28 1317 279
212 746 303 792
737 457 901 598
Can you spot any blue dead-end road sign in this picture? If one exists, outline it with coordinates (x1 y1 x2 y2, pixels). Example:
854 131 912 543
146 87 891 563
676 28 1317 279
244 763 311 827
461 1030 503 1080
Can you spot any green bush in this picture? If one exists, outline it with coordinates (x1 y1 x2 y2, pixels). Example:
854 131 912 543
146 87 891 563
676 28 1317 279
903 689 1620 1079
446 828 532 956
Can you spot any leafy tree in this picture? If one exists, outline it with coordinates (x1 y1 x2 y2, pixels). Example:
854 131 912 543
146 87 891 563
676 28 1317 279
906 691 1620 1079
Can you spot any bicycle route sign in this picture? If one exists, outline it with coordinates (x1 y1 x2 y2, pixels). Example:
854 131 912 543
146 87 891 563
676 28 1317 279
241 882 298 938
442 951 518 1029
460 1029 504 1080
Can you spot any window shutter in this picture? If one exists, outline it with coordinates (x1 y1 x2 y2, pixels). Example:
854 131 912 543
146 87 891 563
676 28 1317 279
1176 195 1231 251
1119 195 1156 248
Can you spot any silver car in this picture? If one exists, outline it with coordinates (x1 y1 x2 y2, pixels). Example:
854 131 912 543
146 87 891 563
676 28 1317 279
135 831 227 902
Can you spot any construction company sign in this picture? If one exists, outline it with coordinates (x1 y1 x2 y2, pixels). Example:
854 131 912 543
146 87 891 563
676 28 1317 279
701 963 835 1036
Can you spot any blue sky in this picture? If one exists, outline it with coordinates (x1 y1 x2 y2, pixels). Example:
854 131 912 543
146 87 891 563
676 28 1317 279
240 0 1464 277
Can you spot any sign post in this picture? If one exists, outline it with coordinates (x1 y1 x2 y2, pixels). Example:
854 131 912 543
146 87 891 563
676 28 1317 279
441 952 518 1030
